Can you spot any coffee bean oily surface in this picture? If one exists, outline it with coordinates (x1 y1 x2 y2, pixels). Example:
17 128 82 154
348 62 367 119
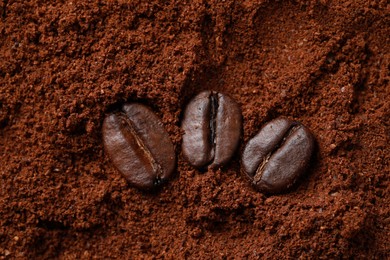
1 0 388 258
242 118 315 194
182 91 242 169
103 104 175 189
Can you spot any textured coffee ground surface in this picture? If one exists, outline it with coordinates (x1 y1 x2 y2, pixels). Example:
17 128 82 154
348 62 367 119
0 0 389 258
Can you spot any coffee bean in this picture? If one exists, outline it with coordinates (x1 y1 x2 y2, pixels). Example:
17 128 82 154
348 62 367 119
242 117 314 194
103 103 175 190
182 91 242 168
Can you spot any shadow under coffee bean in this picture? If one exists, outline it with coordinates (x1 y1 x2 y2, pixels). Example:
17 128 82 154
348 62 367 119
242 117 315 194
181 90 242 169
102 103 176 190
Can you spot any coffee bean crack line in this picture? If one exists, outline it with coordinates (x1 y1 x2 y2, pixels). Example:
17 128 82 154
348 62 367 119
253 124 300 185
209 92 218 164
119 113 163 183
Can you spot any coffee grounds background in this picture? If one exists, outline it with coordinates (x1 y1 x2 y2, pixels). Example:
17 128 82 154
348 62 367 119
0 0 389 258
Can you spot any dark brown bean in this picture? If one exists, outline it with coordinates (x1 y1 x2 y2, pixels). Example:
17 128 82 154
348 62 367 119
103 103 175 190
182 91 242 169
242 117 315 194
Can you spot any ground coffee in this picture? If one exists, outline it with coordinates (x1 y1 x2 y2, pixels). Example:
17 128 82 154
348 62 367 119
0 0 388 258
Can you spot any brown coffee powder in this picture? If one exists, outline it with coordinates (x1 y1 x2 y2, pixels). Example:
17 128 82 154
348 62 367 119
0 0 389 258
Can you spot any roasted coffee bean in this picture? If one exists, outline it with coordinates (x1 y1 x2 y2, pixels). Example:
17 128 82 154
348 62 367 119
182 91 242 168
242 117 314 194
103 103 175 190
